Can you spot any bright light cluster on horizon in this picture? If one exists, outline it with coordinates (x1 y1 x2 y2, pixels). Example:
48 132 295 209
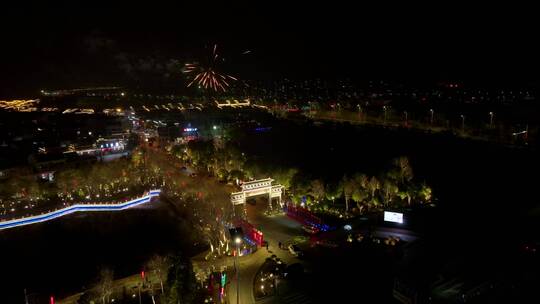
0 99 39 111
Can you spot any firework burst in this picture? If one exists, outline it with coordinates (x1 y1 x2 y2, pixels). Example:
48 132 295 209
183 44 237 92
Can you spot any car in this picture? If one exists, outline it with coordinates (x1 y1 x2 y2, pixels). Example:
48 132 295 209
314 239 338 248
288 244 303 257
302 225 319 234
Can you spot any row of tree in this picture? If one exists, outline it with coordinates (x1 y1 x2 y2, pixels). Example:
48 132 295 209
294 157 431 214
0 149 167 217
81 253 202 304
174 138 432 215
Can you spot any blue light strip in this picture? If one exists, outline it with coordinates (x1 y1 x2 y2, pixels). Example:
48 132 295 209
0 189 161 230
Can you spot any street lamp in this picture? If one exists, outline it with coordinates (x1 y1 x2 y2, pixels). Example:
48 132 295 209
460 115 465 132
404 111 408 126
429 109 434 125
229 227 244 304
235 236 242 304
383 106 387 123
489 112 494 127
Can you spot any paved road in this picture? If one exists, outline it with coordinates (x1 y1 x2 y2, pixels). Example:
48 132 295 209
227 203 305 304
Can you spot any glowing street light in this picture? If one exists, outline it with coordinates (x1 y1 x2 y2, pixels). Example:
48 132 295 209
229 227 244 304
404 111 408 126
460 115 465 132
356 104 363 120
489 111 494 127
429 109 434 125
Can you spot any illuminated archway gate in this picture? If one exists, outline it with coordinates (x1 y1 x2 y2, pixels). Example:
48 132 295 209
231 178 283 211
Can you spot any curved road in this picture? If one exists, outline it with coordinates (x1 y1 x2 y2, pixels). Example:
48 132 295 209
227 202 304 304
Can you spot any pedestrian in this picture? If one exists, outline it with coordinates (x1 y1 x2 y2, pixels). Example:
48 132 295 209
278 241 282 249
266 241 269 250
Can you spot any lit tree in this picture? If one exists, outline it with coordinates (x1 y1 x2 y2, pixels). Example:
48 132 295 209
367 176 381 199
147 255 170 294
382 180 399 206
352 187 369 213
354 173 369 189
272 168 298 190
228 169 245 184
310 179 326 203
325 181 343 204
165 253 199 304
342 175 356 213
397 190 412 206
418 183 432 203
131 149 144 168
394 156 413 184
96 268 114 304
56 169 82 193
170 145 184 158
216 168 229 182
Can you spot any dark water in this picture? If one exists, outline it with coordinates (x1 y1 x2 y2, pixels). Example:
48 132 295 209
0 200 201 303
241 120 540 236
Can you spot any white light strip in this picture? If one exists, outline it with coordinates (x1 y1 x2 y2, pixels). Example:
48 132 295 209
0 190 161 230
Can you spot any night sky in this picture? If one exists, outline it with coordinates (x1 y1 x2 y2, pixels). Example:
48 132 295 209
1 2 539 97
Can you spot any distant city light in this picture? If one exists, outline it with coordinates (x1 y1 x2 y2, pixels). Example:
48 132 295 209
183 127 198 132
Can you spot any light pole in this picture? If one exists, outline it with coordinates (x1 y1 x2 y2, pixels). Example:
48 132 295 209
460 115 465 132
234 236 242 304
404 111 408 126
383 106 387 123
429 109 434 125
489 112 494 127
